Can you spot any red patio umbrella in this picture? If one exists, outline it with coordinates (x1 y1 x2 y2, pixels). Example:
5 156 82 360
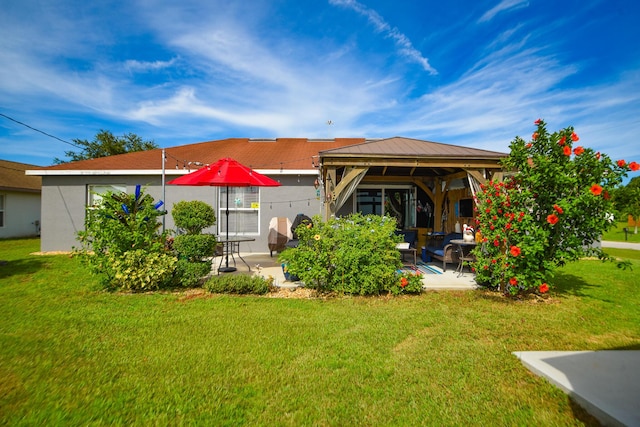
168 157 281 272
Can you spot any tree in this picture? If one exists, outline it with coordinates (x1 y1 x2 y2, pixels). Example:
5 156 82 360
473 119 639 296
613 177 640 233
54 130 158 164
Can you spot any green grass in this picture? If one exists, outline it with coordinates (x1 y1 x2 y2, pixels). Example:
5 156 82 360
602 221 640 243
1 239 639 425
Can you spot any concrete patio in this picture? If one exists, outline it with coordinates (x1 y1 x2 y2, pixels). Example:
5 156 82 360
212 251 478 290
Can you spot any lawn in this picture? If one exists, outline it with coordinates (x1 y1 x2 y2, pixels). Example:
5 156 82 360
1 239 639 426
602 221 640 243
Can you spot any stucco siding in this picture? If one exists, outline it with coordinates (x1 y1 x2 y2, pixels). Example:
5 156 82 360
40 173 321 254
0 191 41 238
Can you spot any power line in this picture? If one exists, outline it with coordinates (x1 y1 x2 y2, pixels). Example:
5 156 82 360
0 112 81 148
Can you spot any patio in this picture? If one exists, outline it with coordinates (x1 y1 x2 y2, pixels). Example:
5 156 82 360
212 251 478 291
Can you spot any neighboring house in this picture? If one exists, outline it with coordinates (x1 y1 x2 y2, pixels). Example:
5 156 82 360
0 159 42 239
27 137 507 252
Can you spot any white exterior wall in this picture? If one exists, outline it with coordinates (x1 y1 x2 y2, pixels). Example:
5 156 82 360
39 173 321 253
0 191 41 239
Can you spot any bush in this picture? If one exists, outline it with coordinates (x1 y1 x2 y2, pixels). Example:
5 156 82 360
473 119 638 295
172 200 216 234
110 250 177 292
279 213 402 295
204 274 271 295
173 234 217 262
174 259 212 288
388 271 424 296
76 185 172 290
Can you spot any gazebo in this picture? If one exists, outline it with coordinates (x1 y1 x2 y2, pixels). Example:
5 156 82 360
318 137 507 245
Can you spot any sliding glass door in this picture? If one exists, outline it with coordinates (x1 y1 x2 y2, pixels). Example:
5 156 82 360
356 185 416 229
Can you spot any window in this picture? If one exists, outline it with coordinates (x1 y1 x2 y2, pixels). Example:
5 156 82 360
0 194 4 227
219 187 260 235
87 185 127 207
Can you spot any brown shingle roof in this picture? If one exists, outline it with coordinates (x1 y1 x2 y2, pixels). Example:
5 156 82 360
0 160 42 192
29 137 506 174
35 138 367 172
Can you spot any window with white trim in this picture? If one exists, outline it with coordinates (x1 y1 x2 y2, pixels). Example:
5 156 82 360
87 185 127 207
219 187 260 235
0 194 4 227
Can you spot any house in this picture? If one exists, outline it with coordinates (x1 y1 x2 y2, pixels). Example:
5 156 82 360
0 159 42 238
27 137 507 252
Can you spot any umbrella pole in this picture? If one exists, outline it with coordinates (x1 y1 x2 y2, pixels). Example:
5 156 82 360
219 185 236 273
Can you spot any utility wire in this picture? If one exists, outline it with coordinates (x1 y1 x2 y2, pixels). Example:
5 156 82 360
0 112 81 148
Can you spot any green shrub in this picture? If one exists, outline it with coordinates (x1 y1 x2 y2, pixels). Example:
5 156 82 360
387 271 424 296
76 185 172 290
173 234 217 262
473 119 638 295
110 250 178 292
172 200 216 234
279 213 402 295
174 259 212 288
204 274 271 295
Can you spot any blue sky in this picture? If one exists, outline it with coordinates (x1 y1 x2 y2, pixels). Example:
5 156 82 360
1 0 639 169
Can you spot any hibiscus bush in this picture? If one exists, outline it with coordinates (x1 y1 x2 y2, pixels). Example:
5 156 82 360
473 119 639 295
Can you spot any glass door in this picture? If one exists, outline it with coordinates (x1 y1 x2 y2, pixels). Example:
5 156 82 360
356 188 382 216
356 186 416 229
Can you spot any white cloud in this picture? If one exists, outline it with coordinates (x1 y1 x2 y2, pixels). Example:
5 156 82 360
124 58 179 72
328 0 437 74
478 0 529 23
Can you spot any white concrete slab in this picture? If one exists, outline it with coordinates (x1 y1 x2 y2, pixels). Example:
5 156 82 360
514 351 640 427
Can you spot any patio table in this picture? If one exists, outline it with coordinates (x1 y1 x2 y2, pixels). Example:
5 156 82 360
217 237 256 273
450 239 477 277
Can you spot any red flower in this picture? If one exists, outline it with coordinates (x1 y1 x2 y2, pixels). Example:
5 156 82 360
571 132 579 141
510 246 521 257
553 204 563 214
532 132 538 140
547 214 559 225
509 277 518 286
491 259 497 264
563 146 571 156
604 191 610 200
558 136 566 146
534 118 542 125
630 161 640 171
505 223 512 230
400 277 408 288
590 184 603 196
596 151 601 160
526 143 532 149
539 283 549 293
493 239 500 247
573 146 584 156
617 160 626 167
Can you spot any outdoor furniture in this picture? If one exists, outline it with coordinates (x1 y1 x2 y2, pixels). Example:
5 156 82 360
268 217 292 256
216 236 256 273
285 214 313 249
450 239 477 277
425 232 462 272
396 230 418 265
